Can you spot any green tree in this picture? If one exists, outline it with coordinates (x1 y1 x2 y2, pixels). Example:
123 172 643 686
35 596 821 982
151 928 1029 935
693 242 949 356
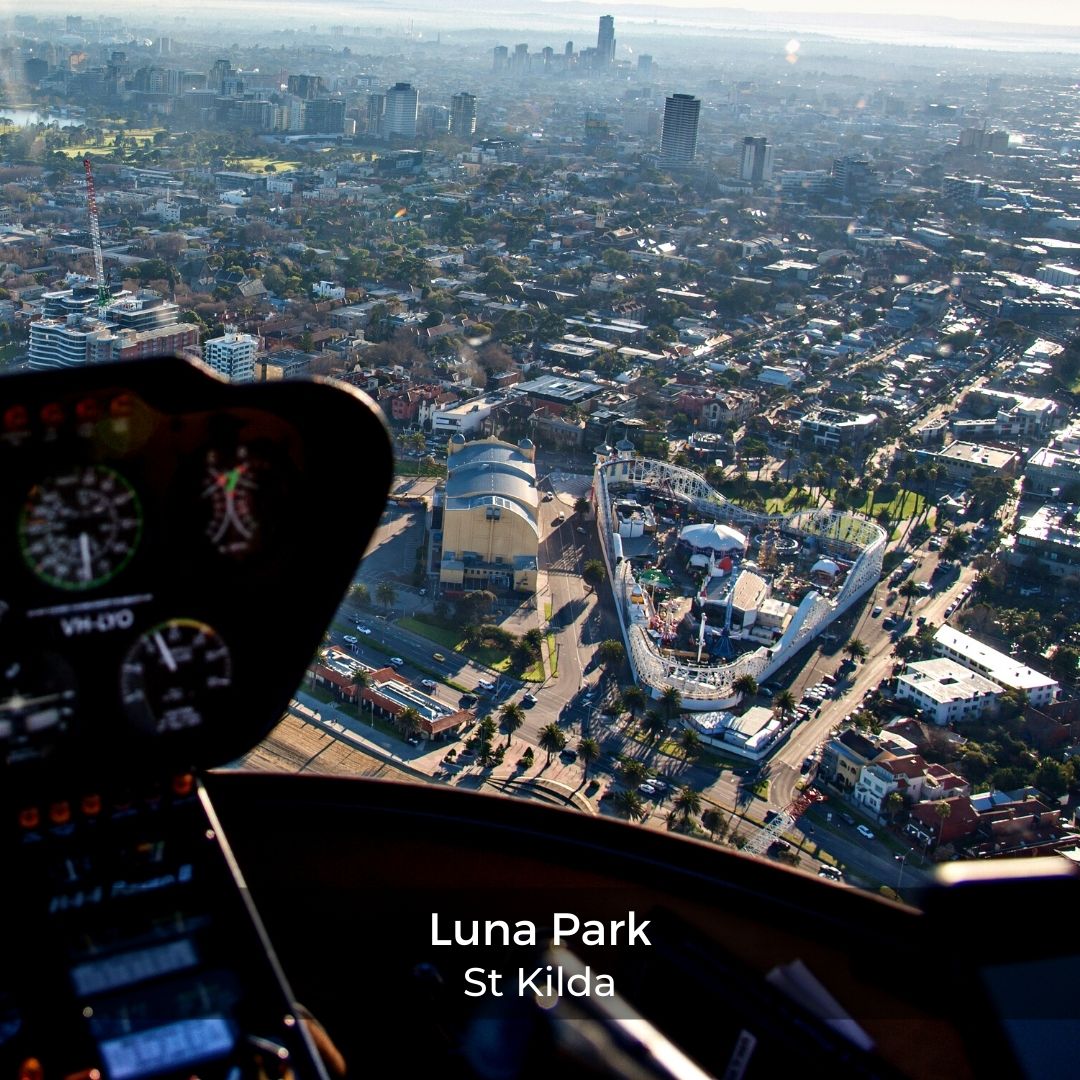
672 785 703 825
583 559 607 591
622 685 646 721
701 808 728 842
538 721 567 765
619 757 648 785
396 706 422 738
774 690 797 724
845 638 869 664
642 709 668 743
678 727 702 758
577 736 600 779
350 582 370 606
732 673 758 698
614 789 647 822
376 581 397 611
574 496 590 516
661 685 682 720
898 579 920 614
597 639 626 669
886 791 905 821
499 702 525 746
1034 759 1069 801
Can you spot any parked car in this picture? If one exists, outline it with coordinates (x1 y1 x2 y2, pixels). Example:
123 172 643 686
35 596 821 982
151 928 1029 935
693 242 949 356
420 679 437 691
522 691 537 706
459 694 478 708
389 656 404 667
343 634 358 645
800 757 814 774
856 824 875 840
542 492 554 502
872 605 883 617
406 735 421 746
477 679 497 692
818 865 843 881
758 686 775 699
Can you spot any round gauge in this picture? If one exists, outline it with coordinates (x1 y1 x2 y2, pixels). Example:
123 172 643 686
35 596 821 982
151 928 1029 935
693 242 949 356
120 620 232 736
19 466 142 591
1 654 77 762
202 448 261 556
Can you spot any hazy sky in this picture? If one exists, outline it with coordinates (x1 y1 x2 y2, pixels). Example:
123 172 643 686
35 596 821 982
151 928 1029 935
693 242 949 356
559 1 1079 28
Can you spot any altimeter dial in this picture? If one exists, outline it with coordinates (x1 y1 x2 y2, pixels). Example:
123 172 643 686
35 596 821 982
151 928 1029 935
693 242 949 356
19 465 143 591
121 619 233 736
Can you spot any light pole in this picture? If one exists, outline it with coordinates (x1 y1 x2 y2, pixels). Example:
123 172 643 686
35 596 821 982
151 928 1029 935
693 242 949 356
894 852 907 891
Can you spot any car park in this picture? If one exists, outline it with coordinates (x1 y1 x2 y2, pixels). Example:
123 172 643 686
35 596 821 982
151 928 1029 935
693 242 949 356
343 634 358 645
856 825 875 840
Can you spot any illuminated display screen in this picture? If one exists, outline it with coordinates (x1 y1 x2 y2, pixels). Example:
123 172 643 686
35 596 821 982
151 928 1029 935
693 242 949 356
99 1016 235 1079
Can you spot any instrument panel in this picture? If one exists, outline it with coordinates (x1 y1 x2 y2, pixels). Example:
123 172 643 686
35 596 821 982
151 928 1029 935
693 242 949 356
0 357 393 777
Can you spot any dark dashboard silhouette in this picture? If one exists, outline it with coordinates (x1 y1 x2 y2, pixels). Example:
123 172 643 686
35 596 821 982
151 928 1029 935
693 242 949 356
1 358 1076 1079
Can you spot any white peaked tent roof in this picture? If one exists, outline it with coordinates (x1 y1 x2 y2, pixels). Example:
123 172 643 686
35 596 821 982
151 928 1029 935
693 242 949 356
812 557 841 575
679 522 748 551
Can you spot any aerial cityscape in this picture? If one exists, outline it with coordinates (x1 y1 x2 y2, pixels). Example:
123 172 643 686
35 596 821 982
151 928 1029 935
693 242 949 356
4 2 1080 905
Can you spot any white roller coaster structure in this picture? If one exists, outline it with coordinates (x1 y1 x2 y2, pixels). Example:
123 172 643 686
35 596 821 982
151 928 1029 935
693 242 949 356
594 452 887 711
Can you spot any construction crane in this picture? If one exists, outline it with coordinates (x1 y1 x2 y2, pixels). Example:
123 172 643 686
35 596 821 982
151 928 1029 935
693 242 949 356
743 785 827 857
82 156 111 318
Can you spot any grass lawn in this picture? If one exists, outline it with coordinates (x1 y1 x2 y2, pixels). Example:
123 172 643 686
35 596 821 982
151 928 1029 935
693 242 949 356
853 487 925 521
224 156 300 172
546 632 558 678
398 614 514 673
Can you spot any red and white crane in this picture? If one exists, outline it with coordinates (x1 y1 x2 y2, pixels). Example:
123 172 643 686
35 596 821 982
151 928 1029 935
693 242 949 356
82 156 111 317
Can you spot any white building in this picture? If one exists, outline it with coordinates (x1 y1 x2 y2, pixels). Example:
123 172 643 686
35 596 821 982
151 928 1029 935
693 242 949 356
203 330 259 383
896 657 1003 726
933 625 1058 707
384 83 419 138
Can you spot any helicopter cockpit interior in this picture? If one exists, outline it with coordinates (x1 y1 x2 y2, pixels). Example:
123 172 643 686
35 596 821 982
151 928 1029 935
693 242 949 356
1 357 1077 1080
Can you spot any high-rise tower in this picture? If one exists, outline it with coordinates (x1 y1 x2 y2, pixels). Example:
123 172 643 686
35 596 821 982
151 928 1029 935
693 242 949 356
739 137 774 184
450 92 477 138
597 15 615 65
384 82 419 137
660 93 700 165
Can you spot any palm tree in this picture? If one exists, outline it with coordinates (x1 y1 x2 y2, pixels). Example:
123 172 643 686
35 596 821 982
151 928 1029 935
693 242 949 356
538 722 566 765
673 785 702 824
898 579 920 614
521 627 544 658
499 702 525 746
376 580 396 611
397 706 422 739
660 685 682 721
577 736 600 778
642 709 668 743
582 559 606 591
732 673 758 699
622 685 646 723
774 689 797 724
598 639 626 668
845 637 869 664
701 808 728 843
614 789 647 822
351 669 372 718
574 496 590 516
886 791 905 821
678 727 702 758
619 757 648 786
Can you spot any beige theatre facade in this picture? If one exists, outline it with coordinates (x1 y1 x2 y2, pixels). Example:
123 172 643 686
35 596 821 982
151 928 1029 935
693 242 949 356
438 434 539 595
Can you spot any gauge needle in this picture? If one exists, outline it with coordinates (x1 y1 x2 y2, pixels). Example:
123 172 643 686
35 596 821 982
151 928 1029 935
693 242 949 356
153 632 178 673
79 532 92 581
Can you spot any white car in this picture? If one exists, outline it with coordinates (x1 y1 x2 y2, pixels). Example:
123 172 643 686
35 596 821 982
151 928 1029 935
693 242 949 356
522 691 537 705
856 824 875 841
420 678 437 691
872 605 883 617
389 656 404 667
343 635 358 645
355 625 372 635
477 679 497 692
